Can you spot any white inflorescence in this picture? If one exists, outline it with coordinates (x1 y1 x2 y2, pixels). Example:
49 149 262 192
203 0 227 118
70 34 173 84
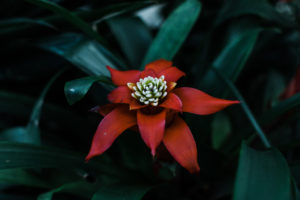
127 75 167 106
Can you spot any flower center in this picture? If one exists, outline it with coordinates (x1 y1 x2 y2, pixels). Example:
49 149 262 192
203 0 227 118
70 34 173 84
127 75 167 106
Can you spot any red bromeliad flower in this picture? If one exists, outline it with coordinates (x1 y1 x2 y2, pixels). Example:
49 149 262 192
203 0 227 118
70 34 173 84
86 59 239 173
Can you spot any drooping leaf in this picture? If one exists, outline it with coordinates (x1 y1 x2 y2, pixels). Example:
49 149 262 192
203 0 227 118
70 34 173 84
64 76 113 105
92 183 153 200
25 0 107 45
0 168 48 188
142 0 201 66
233 142 293 200
38 33 125 76
0 69 65 144
108 16 152 68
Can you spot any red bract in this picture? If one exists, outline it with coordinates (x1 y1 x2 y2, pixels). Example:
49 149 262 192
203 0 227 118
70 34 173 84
86 59 239 173
281 67 300 100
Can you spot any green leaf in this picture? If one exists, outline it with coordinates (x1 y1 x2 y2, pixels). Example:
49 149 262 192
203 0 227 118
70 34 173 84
233 142 293 200
260 92 300 125
38 33 124 76
213 68 271 148
211 113 231 150
0 168 48 188
142 0 201 66
213 26 262 81
0 142 136 179
64 76 113 105
25 0 107 45
38 181 97 200
0 142 84 170
263 71 285 109
0 69 64 144
0 127 38 144
0 17 55 29
92 183 153 200
108 16 152 68
0 2 152 38
201 22 264 96
214 0 293 27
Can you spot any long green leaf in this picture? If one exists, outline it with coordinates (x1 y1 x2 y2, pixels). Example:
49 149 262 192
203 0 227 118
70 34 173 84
64 76 113 105
0 69 65 144
38 181 97 200
0 142 84 170
213 68 271 148
38 33 124 76
92 183 153 200
25 0 107 45
233 142 292 200
0 168 48 188
0 2 152 39
108 16 152 68
142 0 201 66
0 142 138 180
201 22 264 96
0 17 55 29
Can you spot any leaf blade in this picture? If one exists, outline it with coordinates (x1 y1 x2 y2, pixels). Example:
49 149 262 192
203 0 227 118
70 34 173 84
233 143 293 200
64 76 113 105
92 183 152 200
142 0 201 66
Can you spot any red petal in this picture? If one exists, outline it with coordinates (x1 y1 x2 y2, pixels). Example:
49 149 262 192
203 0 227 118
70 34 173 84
107 86 132 104
159 67 185 82
86 105 137 160
163 115 200 173
137 110 166 156
144 59 173 74
174 87 239 115
140 68 157 79
97 104 117 116
107 66 141 86
159 93 182 112
129 99 147 110
280 67 300 100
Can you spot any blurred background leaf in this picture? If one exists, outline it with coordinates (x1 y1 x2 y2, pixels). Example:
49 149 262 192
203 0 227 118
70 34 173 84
1 0 300 199
233 143 293 200
142 0 201 66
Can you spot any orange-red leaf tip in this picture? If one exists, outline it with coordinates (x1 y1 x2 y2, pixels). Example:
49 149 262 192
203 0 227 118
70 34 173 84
151 148 156 157
85 152 95 162
188 164 200 174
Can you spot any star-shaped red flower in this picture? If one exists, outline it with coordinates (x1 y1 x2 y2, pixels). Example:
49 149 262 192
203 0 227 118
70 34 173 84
86 59 239 173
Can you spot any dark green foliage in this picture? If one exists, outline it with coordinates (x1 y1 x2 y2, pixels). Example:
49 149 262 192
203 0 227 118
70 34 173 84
1 0 300 199
233 143 292 200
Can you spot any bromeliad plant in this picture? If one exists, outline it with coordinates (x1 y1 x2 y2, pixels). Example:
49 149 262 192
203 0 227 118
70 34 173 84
86 59 239 173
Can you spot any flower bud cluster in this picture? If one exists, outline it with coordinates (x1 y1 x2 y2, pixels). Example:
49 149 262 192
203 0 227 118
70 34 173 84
127 75 167 106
